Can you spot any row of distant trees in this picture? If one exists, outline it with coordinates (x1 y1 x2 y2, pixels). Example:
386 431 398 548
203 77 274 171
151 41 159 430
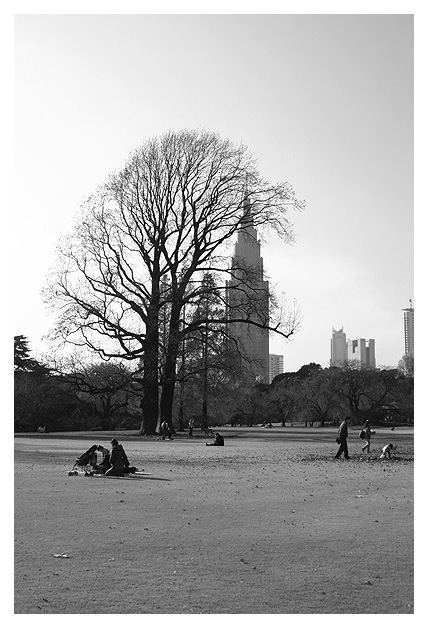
257 360 413 427
14 335 413 433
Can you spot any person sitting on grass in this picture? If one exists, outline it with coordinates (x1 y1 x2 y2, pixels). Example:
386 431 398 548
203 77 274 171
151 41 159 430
104 439 124 476
206 432 224 446
104 439 137 476
95 445 110 473
380 443 394 460
121 444 138 473
95 438 138 475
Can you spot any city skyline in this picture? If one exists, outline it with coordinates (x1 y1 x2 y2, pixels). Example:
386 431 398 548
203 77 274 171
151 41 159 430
13 13 414 372
331 326 377 369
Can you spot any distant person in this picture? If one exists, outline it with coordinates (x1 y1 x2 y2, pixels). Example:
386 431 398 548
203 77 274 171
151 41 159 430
160 420 173 440
206 432 224 446
335 417 350 460
188 418 195 437
362 420 375 454
380 443 394 460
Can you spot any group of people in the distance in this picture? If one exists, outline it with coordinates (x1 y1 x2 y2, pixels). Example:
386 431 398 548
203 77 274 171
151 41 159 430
335 416 394 460
161 418 224 446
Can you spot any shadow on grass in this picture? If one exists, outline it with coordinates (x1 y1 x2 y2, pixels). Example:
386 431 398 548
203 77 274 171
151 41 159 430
88 475 171 481
300 452 414 464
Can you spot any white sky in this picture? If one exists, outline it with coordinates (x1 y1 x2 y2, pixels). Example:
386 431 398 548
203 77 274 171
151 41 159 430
13 9 415 372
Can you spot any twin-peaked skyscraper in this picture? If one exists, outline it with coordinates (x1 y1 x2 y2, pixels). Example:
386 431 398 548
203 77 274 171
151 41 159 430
331 327 376 369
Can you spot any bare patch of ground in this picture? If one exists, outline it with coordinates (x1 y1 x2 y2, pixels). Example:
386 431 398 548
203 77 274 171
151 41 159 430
14 426 413 614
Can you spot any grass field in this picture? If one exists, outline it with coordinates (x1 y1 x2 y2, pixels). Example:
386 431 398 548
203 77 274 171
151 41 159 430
14 426 414 615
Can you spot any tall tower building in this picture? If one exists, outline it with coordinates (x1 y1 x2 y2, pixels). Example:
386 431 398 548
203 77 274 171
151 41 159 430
331 327 347 366
402 299 414 356
347 338 376 369
269 354 284 384
226 199 269 384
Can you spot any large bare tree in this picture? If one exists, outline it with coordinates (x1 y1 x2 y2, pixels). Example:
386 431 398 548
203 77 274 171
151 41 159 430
44 129 304 434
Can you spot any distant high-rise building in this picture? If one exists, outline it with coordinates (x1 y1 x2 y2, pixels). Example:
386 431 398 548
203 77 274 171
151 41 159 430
347 338 376 369
331 327 347 366
269 354 284 383
402 299 414 356
226 197 269 383
331 327 376 369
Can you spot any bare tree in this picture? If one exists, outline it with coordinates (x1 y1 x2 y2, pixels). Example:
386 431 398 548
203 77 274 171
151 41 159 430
44 129 304 434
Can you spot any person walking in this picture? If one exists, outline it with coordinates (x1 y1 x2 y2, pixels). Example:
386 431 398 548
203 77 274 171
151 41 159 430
362 420 375 453
188 417 195 437
335 417 350 460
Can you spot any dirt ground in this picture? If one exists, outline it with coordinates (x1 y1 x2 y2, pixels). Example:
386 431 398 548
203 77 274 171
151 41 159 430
14 426 414 615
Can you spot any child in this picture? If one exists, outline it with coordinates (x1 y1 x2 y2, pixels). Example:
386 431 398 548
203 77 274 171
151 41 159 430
362 420 375 453
380 443 394 460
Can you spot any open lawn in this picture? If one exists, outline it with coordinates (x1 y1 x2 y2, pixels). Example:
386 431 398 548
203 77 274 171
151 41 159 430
14 426 414 614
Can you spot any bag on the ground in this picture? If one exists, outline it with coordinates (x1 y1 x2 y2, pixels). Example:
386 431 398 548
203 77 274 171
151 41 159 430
359 430 365 440
336 436 341 445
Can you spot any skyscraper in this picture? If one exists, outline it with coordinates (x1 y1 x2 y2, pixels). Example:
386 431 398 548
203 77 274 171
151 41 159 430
402 299 414 356
269 354 284 384
331 327 376 369
226 201 269 383
331 327 347 366
347 338 376 369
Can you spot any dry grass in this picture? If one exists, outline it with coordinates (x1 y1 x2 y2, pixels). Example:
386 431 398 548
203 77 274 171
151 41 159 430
14 426 414 614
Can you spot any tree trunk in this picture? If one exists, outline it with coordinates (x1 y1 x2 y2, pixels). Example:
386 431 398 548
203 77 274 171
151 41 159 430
160 304 181 427
139 309 159 435
139 379 158 434
160 372 175 427
178 385 185 432
201 337 208 429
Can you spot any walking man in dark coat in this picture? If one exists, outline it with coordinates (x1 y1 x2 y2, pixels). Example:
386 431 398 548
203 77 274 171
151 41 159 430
335 417 350 459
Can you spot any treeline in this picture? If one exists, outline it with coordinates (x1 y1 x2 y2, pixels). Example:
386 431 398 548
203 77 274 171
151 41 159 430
14 336 413 433
14 336 139 433
245 361 414 427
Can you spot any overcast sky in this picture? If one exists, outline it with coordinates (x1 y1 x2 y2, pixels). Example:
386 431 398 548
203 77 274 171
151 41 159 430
14 12 414 372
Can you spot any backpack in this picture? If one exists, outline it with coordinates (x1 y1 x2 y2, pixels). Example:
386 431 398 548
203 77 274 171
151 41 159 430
359 430 365 440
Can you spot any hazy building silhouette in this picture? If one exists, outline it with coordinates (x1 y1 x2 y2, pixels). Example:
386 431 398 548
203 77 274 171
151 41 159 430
331 327 376 369
331 327 347 366
402 299 414 356
269 354 284 383
347 337 376 369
